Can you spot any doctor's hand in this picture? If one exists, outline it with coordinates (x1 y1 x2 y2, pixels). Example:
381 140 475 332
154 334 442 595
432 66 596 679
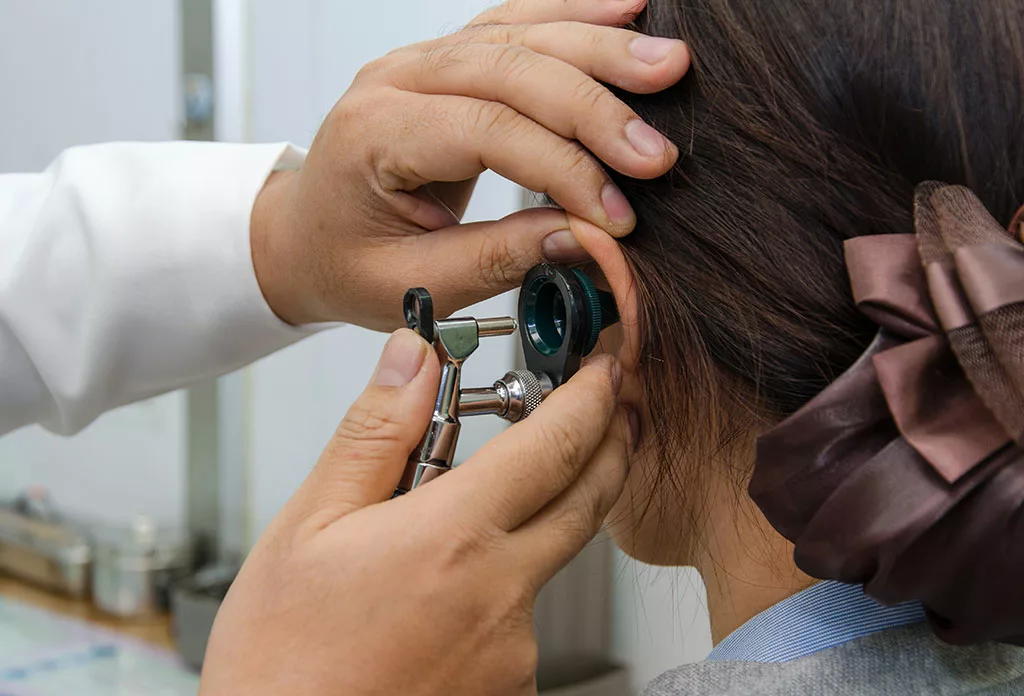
249 0 689 329
199 330 632 696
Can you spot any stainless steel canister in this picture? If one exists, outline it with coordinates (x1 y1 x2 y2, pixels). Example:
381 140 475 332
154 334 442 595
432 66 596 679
0 507 91 597
91 516 191 618
171 563 238 671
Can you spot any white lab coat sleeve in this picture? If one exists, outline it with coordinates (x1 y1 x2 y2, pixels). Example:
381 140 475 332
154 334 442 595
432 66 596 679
0 141 322 436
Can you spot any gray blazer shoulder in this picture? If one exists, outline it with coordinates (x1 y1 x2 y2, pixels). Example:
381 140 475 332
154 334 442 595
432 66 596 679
643 624 1024 696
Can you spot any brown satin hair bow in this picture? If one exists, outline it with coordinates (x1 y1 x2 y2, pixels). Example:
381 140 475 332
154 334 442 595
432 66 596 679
751 183 1024 646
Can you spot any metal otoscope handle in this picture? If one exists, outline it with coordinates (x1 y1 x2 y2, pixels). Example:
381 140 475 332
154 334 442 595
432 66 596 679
394 288 531 497
393 368 554 497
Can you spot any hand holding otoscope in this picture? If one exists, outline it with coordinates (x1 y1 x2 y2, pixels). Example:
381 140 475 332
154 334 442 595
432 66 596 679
200 264 630 696
395 264 620 495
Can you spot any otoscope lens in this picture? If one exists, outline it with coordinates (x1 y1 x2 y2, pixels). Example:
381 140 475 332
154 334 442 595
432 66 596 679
525 278 566 356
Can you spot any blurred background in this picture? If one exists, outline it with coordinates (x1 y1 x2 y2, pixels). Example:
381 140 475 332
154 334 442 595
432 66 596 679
0 1 711 693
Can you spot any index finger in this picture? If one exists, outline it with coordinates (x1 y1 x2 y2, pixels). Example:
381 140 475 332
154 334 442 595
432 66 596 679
471 0 646 27
431 355 622 531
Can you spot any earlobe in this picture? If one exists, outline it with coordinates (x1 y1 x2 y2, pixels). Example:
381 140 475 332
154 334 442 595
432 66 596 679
566 215 642 372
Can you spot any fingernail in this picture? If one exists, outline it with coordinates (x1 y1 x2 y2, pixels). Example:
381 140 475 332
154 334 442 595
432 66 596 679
602 182 636 228
625 119 669 158
624 406 641 451
374 330 427 387
543 229 591 263
629 36 680 65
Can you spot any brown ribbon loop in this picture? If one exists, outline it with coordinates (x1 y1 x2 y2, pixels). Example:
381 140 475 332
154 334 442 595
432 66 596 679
845 235 938 339
955 243 1024 315
872 336 1006 483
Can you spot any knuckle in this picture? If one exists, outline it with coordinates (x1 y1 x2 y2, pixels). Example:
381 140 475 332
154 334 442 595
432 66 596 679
469 21 517 46
579 24 606 51
331 95 370 130
551 504 594 547
551 140 598 179
335 400 403 447
536 419 589 478
471 100 521 141
354 54 395 83
494 23 521 46
420 40 469 75
476 231 526 291
352 61 380 85
571 79 612 116
492 43 537 83
553 432 588 474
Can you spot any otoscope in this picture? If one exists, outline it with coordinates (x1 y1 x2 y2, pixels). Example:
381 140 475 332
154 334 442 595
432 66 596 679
394 264 620 496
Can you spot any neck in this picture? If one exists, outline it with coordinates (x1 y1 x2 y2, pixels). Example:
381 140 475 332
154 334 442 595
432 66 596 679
694 470 815 644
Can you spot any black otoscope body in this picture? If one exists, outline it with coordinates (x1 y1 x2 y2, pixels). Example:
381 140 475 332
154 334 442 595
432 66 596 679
394 264 619 497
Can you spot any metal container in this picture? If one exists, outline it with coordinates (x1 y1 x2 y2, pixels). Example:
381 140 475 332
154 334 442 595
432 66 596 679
91 516 191 618
0 507 91 597
171 563 237 671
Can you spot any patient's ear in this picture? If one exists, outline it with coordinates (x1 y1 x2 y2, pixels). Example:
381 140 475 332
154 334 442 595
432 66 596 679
566 215 641 372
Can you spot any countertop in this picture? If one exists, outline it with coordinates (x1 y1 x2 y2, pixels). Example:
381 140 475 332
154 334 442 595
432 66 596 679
0 575 174 649
0 576 199 695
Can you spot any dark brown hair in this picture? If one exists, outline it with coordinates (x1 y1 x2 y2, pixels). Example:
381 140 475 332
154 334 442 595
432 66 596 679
614 0 1024 509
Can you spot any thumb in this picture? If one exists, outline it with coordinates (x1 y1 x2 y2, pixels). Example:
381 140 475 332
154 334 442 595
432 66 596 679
296 329 439 528
408 207 592 319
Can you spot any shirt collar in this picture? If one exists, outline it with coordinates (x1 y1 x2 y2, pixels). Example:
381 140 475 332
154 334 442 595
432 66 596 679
706 581 927 663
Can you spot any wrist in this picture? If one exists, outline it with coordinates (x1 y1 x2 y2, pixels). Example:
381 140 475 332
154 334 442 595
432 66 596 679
251 169 319 326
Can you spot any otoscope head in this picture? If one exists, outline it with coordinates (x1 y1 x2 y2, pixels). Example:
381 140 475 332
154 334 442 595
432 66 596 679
518 264 619 388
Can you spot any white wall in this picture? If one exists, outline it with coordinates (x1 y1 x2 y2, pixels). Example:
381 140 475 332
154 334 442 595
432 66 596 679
0 1 182 171
612 556 713 692
0 0 186 526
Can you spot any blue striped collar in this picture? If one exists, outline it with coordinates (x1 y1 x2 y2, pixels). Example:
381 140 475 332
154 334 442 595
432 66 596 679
706 581 927 663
